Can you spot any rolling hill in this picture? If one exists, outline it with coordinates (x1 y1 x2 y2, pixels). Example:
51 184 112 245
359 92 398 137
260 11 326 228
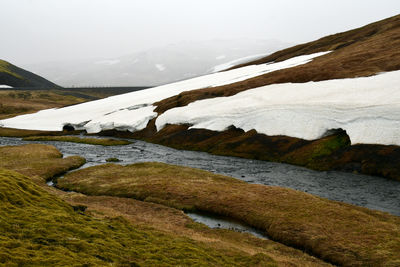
0 59 59 88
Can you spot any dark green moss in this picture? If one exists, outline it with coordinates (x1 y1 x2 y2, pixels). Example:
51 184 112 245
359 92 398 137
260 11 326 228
106 157 121 162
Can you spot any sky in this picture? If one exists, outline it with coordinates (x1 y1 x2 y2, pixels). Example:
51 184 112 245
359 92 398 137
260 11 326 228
0 0 399 65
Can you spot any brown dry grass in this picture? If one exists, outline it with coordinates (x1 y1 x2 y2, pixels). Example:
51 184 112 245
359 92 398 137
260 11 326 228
0 90 87 119
58 162 400 266
61 193 330 267
0 127 81 137
155 14 400 114
233 14 400 68
1 168 280 266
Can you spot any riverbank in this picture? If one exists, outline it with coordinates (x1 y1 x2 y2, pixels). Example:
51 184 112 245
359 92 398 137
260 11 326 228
2 143 400 266
97 123 400 181
2 123 400 182
23 135 132 146
2 136 399 216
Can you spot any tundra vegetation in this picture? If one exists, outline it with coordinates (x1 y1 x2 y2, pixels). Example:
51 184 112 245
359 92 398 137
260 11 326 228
1 14 400 266
0 144 333 266
58 162 400 266
0 90 86 119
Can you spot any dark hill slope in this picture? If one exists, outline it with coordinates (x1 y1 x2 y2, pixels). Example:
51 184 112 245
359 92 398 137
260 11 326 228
0 60 59 88
232 14 400 68
155 14 400 114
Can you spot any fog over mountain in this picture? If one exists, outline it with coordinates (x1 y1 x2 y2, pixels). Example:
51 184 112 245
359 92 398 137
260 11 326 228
24 39 290 87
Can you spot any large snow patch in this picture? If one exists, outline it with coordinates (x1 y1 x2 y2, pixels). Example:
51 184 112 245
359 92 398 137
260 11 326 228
156 71 400 146
0 52 328 133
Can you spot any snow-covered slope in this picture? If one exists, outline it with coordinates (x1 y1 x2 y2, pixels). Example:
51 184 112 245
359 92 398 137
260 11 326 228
3 50 400 146
156 71 400 146
0 52 327 133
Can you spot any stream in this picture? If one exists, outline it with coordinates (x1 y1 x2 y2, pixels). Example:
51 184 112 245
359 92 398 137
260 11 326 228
1 136 400 220
186 212 268 239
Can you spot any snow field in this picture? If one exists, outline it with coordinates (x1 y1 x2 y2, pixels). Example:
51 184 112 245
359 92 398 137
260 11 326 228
156 70 400 145
0 52 329 134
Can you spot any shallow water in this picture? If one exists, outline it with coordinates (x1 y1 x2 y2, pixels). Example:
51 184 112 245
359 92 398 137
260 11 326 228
1 136 399 216
186 212 268 239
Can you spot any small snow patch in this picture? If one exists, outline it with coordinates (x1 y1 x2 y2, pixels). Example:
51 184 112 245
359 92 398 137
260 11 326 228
211 53 270 73
155 64 166 71
95 59 120 65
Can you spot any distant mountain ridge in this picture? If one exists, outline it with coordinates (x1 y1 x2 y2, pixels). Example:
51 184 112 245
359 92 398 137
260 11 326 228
24 39 290 87
0 60 59 88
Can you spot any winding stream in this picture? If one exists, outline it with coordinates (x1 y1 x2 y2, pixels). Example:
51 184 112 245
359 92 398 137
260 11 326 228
1 136 399 216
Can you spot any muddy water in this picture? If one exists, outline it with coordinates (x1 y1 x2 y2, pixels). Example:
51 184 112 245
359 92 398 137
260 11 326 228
1 136 399 216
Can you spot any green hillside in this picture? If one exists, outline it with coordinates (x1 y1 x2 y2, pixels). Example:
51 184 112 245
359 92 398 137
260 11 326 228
0 60 59 88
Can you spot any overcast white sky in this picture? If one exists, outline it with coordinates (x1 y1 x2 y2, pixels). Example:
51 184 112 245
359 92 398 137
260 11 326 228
1 0 399 65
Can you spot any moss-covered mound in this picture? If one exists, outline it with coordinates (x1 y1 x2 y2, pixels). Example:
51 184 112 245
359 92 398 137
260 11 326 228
0 168 277 266
0 144 86 182
58 162 400 266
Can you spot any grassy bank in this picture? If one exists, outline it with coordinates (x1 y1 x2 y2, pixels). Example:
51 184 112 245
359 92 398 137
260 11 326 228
23 135 132 146
0 144 85 182
58 162 400 266
63 193 330 267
